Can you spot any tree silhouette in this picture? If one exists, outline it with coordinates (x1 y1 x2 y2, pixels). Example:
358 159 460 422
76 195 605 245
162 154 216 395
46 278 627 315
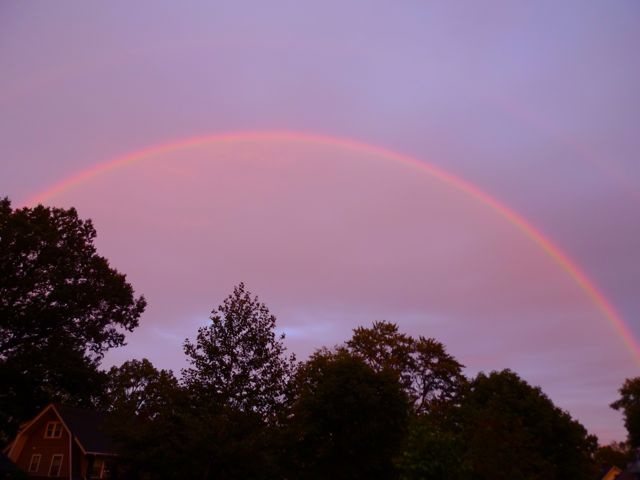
180 283 296 479
347 321 465 414
611 377 640 448
0 198 145 441
182 282 295 418
102 358 178 419
288 350 409 479
459 370 597 479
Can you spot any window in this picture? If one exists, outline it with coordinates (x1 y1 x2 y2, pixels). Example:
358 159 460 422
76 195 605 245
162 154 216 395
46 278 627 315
44 421 63 438
48 454 63 477
89 458 104 479
28 454 41 473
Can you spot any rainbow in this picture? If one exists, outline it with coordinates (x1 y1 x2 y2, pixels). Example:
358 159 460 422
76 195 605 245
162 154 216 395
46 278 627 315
23 130 640 365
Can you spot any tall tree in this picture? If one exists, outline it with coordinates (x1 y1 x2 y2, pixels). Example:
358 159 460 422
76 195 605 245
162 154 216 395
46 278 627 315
0 198 145 441
182 282 295 417
101 359 188 480
346 321 465 414
611 377 640 448
396 413 468 480
101 358 179 419
181 283 296 479
0 198 145 360
458 370 597 479
287 350 409 479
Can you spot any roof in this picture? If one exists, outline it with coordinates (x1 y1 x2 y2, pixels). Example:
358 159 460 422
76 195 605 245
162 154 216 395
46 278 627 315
53 404 115 455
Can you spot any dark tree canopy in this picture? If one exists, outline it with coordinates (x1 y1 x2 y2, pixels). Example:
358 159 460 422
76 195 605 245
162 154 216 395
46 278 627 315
288 350 410 479
346 321 465 414
593 442 633 473
100 359 191 480
459 370 597 480
396 414 468 480
0 198 145 360
176 284 296 478
0 198 145 440
0 200 609 479
182 282 296 418
611 377 640 448
101 358 179 419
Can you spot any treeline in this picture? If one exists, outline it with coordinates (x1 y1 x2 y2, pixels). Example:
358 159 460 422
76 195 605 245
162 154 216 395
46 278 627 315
0 198 637 479
99 285 599 479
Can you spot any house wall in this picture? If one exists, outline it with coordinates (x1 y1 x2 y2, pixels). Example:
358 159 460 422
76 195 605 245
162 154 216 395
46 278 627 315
602 466 622 480
13 409 70 478
71 440 84 480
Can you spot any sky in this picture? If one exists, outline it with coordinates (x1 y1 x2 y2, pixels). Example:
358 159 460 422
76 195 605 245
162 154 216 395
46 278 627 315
1 1 639 443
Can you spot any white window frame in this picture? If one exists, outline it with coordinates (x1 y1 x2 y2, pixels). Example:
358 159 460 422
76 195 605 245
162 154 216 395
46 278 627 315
44 421 63 439
48 454 63 477
28 453 41 473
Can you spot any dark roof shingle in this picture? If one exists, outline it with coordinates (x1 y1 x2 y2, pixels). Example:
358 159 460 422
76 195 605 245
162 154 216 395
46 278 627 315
54 404 115 455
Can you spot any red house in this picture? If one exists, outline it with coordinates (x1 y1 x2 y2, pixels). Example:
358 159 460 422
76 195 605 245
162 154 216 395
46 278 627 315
4 404 116 479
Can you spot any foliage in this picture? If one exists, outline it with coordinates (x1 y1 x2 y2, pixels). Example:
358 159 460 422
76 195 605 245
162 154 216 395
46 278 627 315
0 198 145 360
0 196 613 478
287 349 409 479
458 370 598 480
178 283 295 478
101 358 179 419
0 198 145 441
0 344 106 438
182 282 296 418
396 413 468 480
105 375 193 480
104 359 275 480
611 377 640 448
593 442 633 472
346 321 465 414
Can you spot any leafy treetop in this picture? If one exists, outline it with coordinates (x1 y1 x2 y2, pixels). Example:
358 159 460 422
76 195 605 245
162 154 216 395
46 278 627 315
0 198 146 360
0 197 145 442
182 282 296 418
346 320 465 414
611 377 640 448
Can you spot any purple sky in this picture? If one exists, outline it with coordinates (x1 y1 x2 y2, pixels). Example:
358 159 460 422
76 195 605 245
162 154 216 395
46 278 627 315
1 1 639 443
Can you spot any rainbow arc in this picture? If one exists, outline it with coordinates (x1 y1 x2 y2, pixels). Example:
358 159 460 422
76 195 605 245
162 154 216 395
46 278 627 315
24 131 640 365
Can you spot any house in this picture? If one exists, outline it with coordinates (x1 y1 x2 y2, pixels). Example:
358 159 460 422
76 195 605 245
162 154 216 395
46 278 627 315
615 449 640 480
601 466 623 480
4 404 116 479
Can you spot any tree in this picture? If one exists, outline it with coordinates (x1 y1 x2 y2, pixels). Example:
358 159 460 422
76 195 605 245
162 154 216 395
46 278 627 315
0 341 107 442
346 321 414 385
458 370 597 479
0 198 146 441
101 358 179 419
287 350 409 479
99 359 189 480
346 321 465 414
182 282 295 417
181 283 296 479
0 198 145 360
593 442 632 473
611 377 640 448
396 414 468 480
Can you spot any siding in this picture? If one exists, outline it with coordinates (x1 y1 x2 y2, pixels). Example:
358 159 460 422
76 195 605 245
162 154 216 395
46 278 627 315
14 409 70 478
